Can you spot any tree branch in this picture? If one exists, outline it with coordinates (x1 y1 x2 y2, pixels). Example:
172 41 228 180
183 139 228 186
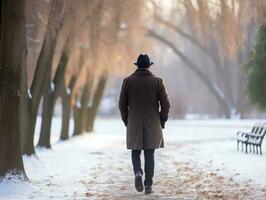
147 29 232 116
154 14 222 70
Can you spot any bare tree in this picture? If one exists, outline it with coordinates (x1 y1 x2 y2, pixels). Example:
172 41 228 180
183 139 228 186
20 0 65 155
37 2 79 148
85 72 108 132
73 0 105 135
59 61 83 140
149 0 257 118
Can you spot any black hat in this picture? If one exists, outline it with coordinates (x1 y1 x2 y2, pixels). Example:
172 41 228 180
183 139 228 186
134 54 154 68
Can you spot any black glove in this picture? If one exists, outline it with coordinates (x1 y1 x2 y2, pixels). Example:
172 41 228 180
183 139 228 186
124 120 128 127
161 121 165 129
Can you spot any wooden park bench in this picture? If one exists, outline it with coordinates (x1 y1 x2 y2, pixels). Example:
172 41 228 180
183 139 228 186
236 123 266 154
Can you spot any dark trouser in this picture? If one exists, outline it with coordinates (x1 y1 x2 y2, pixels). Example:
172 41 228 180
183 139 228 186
131 149 155 186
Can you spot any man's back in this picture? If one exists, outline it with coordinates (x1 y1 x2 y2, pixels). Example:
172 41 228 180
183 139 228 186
126 69 161 116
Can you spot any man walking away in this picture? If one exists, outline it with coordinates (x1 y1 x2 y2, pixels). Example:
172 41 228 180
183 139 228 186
119 54 170 194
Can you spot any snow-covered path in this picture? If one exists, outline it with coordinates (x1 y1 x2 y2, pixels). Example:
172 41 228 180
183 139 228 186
1 119 266 199
83 139 266 200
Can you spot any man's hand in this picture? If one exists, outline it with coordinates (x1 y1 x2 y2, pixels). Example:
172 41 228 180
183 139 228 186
160 118 165 129
124 120 128 127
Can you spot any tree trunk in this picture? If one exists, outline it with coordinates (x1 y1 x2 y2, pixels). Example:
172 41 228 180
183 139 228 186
38 49 70 147
22 106 40 155
61 72 80 139
80 84 92 133
37 87 55 148
38 20 76 147
21 0 65 155
19 52 31 152
19 97 32 154
73 104 82 136
73 75 93 135
85 73 108 132
0 0 26 178
60 89 71 140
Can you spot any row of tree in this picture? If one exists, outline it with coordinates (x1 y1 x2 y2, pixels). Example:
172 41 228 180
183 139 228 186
1 0 265 181
0 0 146 179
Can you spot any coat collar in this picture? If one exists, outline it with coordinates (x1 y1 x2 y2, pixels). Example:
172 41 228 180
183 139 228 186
132 68 154 76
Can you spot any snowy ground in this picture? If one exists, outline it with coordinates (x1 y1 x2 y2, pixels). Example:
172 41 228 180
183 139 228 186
0 118 266 199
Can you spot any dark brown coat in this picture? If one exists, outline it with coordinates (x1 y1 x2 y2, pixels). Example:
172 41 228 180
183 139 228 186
119 68 170 150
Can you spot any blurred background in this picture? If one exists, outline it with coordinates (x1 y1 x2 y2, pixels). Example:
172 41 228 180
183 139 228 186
26 0 263 120
15 0 266 155
95 0 266 119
